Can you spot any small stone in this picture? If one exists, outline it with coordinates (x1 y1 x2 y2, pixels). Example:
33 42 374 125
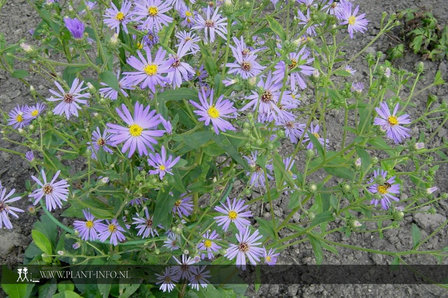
414 213 446 231
0 231 26 255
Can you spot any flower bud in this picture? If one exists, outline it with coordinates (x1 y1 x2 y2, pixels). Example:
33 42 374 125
242 128 250 136
110 33 119 45
57 250 64 256
414 142 425 150
355 158 362 168
343 184 351 192
20 42 33 53
426 186 438 194
248 76 256 86
155 248 160 255
87 82 95 92
306 149 315 158
352 220 362 228
310 184 317 192
416 62 424 73
371 157 379 164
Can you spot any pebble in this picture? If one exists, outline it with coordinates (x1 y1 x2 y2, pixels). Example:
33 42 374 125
0 231 25 255
414 213 447 231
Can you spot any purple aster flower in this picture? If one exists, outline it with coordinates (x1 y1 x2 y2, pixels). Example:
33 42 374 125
283 121 306 144
103 0 132 34
164 233 180 250
344 65 356 75
214 197 252 232
167 41 195 88
225 227 264 269
8 105 30 129
107 102 164 158
160 116 173 134
172 254 198 280
170 0 187 12
132 208 159 238
87 127 114 160
226 37 264 79
64 17 85 39
197 230 221 260
25 151 35 162
97 219 126 246
142 30 160 48
244 151 274 189
297 9 317 36
351 81 364 93
264 248 280 265
297 0 316 8
274 47 315 90
29 169 69 211
99 71 129 100
232 36 262 57
172 194 193 217
24 103 46 120
367 169 400 210
122 47 172 93
374 102 411 144
427 186 439 195
155 267 180 293
188 266 211 291
192 7 227 43
0 185 24 229
46 78 90 119
193 64 208 82
73 209 102 241
133 0 173 32
175 31 200 54
148 146 180 179
128 197 149 206
302 124 329 150
190 88 237 134
337 0 369 39
179 6 195 28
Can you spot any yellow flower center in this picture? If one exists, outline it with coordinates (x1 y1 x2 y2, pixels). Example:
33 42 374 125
313 132 320 138
204 240 212 248
289 59 298 70
137 42 143 50
144 64 158 76
16 114 23 122
43 184 53 195
175 199 182 207
377 184 390 195
85 220 94 228
31 110 39 117
348 15 356 25
97 138 105 146
108 224 116 233
266 256 272 262
207 106 220 119
148 6 158 16
228 210 238 220
159 165 166 171
115 11 125 21
186 11 192 17
129 124 143 137
388 115 398 126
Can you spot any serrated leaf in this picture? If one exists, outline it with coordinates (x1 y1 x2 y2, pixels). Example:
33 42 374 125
32 229 52 255
266 16 286 41
99 71 119 91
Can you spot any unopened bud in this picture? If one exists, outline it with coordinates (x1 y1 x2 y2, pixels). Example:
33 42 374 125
352 220 362 228
248 76 256 86
414 142 425 150
416 62 424 73
426 187 438 194
110 33 119 45
355 158 362 168
20 42 33 53
310 184 317 192
57 250 64 256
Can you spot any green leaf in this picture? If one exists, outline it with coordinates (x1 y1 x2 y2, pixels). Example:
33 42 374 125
434 70 445 85
119 283 140 298
310 211 334 227
32 229 52 255
411 223 421 248
62 65 88 86
1 283 29 298
307 235 323 264
152 191 175 228
368 136 392 152
266 16 286 41
11 69 29 79
159 21 176 46
257 218 276 239
52 290 82 298
356 148 371 174
99 71 120 91
333 69 351 77
158 87 198 102
212 134 249 171
57 281 74 293
323 165 354 180
97 284 111 298
273 152 296 190
308 132 324 158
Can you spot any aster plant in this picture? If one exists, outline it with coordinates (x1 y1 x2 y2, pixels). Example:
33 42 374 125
0 0 447 296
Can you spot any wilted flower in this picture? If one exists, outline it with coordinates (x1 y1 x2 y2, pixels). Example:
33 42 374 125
25 151 35 162
172 254 198 280
155 267 180 293
188 266 211 290
426 187 438 194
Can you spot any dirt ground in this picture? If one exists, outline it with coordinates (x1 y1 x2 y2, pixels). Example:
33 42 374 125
0 0 447 297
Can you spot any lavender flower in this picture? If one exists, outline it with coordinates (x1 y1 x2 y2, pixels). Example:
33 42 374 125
172 254 198 280
302 124 329 150
192 7 227 43
148 146 180 179
284 121 306 144
122 47 171 93
244 151 274 189
107 102 164 158
179 6 195 27
351 81 364 93
374 102 411 144
103 0 132 34
64 17 85 39
8 105 30 129
337 0 369 39
142 30 159 48
25 151 35 162
29 169 69 211
160 116 173 134
128 197 149 206
225 227 264 268
133 0 173 32
97 219 126 246
175 31 200 54
188 266 211 291
297 9 317 36
273 47 315 90
197 230 221 259
264 248 280 265
368 169 400 210
132 208 159 238
73 209 102 241
156 267 180 293
24 103 46 120
226 37 264 79
47 78 90 119
172 195 193 217
163 233 180 250
99 71 129 100
190 88 237 134
0 185 24 229
214 197 252 232
167 41 195 88
87 127 113 160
